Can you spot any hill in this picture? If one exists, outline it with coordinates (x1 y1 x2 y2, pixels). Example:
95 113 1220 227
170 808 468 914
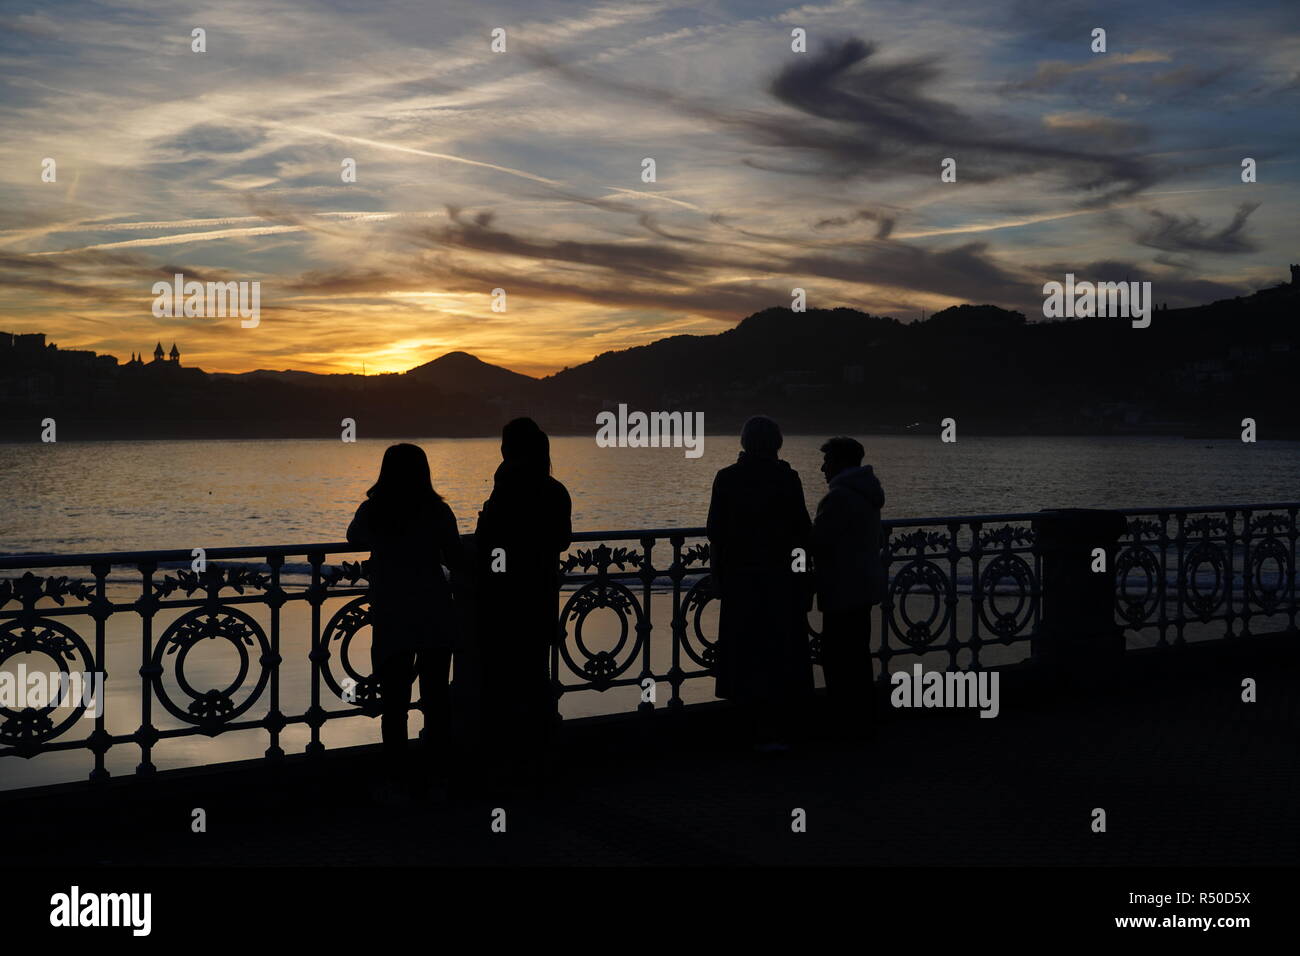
2 275 1296 439
403 350 536 397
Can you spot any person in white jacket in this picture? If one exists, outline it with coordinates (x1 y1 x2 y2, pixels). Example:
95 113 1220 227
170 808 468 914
812 436 886 739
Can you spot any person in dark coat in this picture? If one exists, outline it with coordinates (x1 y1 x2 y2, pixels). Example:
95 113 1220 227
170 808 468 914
706 415 813 751
474 417 572 778
812 436 886 739
346 443 464 797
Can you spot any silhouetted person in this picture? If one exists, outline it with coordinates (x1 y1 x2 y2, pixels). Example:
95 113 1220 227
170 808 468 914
813 436 885 740
474 417 572 784
347 443 463 802
706 415 813 751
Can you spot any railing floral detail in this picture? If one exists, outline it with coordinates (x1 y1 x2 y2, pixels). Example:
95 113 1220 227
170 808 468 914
0 573 95 610
153 565 270 599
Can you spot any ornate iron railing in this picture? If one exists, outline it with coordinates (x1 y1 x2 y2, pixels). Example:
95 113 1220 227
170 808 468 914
1 502 1295 787
1113 503 1299 646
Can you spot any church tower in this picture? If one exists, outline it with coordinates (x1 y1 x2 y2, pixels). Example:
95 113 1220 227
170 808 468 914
169 342 180 364
153 341 164 362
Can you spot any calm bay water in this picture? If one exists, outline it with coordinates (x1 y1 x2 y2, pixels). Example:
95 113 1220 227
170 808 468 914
1 435 1296 791
3 434 1298 554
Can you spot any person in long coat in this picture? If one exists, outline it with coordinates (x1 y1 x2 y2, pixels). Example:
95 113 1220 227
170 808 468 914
474 417 572 777
706 415 813 750
347 443 464 794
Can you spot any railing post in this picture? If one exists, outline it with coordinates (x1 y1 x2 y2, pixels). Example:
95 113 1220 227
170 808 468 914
876 525 895 683
667 534 686 711
89 560 111 782
637 535 656 715
1031 509 1127 682
265 553 285 761
305 550 325 756
135 560 158 775
962 520 979 671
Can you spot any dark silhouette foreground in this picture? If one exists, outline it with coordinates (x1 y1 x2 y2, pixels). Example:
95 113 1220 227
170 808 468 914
474 417 572 785
350 419 572 801
706 416 814 751
347 415 899 799
346 442 463 798
814 435 886 739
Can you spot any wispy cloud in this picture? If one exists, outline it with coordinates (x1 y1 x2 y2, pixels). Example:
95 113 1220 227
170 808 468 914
1134 202 1261 254
0 0 1293 374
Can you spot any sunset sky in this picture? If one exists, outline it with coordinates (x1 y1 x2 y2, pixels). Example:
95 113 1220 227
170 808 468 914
0 0 1296 376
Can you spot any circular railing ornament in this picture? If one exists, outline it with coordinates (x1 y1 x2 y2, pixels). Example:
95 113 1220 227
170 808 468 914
978 553 1037 639
559 580 645 688
1115 545 1161 625
889 559 952 647
0 618 96 748
1247 537 1290 614
1181 541 1227 621
320 597 382 711
152 606 271 729
677 575 719 670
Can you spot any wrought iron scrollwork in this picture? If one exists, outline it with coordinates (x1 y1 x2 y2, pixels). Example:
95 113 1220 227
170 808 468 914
558 580 645 688
2 508 1297 785
1126 517 1163 540
151 606 271 728
889 529 949 556
1115 544 1161 624
978 552 1037 639
1245 515 1291 614
0 617 96 747
680 542 711 568
154 565 269 599
1180 540 1227 622
978 525 1035 550
677 574 718 669
560 544 643 575
888 559 951 647
322 560 370 589
1184 515 1228 537
319 597 381 710
0 572 95 611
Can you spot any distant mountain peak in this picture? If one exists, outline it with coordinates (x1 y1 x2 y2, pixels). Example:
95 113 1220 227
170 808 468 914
420 350 482 366
403 349 535 395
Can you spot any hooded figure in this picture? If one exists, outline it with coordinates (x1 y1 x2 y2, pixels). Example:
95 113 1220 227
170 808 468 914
814 465 887 611
474 417 572 776
812 436 886 738
706 416 813 750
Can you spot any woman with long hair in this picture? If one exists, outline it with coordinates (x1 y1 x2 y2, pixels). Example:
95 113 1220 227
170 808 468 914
474 418 572 783
347 443 463 800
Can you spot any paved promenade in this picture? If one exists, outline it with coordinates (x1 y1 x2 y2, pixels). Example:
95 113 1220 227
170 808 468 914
6 636 1297 867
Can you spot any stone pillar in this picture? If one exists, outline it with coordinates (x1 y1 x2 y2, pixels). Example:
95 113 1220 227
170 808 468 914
1031 508 1127 681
